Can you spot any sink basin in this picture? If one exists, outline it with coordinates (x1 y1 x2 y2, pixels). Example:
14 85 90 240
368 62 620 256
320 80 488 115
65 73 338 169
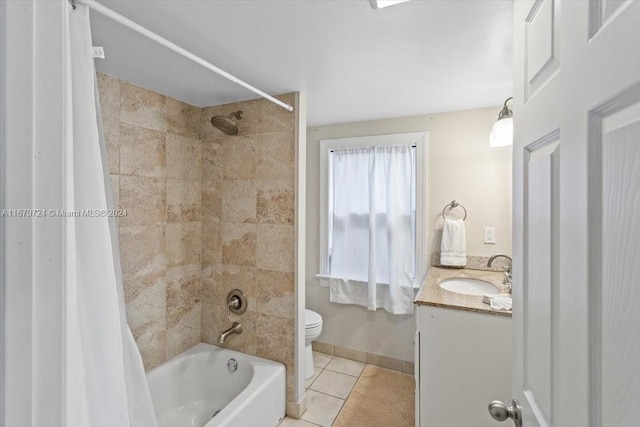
439 278 498 296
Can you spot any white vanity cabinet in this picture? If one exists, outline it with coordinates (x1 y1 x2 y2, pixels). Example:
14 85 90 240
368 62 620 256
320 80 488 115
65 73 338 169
415 304 511 427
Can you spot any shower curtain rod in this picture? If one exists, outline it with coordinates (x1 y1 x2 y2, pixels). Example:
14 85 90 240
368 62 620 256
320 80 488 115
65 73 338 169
69 0 294 112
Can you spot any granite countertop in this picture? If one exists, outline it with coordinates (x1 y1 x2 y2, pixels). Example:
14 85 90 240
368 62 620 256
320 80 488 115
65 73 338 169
414 267 512 317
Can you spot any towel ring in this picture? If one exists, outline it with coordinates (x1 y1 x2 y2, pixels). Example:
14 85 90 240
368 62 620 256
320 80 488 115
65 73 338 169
442 200 467 221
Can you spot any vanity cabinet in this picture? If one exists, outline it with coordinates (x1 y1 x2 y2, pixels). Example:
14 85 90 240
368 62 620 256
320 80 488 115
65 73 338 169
415 304 511 427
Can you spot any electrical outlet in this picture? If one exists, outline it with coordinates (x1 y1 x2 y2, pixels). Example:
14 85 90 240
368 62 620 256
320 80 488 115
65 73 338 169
484 227 496 244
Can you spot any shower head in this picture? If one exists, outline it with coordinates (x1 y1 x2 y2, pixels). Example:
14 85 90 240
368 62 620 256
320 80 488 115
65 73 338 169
210 111 243 136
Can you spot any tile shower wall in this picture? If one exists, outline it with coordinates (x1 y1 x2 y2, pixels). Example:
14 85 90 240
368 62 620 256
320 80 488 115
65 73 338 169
97 72 203 370
200 95 298 401
98 72 299 402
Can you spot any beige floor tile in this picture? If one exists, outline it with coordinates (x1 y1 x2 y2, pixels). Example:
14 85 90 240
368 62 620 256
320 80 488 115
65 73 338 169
325 357 365 377
301 390 344 427
309 369 358 399
305 366 322 389
278 416 320 426
312 351 332 369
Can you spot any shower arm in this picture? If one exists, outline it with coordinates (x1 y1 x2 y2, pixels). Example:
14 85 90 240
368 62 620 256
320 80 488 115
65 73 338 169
69 0 294 113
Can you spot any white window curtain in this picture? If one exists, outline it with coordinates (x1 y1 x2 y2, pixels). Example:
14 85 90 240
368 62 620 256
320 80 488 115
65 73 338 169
65 4 157 427
329 145 416 315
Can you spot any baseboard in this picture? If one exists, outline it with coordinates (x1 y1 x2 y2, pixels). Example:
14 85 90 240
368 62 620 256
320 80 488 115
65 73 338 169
312 341 415 375
286 393 307 419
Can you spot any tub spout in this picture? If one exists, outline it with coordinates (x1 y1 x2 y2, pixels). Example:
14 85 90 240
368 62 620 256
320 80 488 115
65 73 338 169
217 322 242 344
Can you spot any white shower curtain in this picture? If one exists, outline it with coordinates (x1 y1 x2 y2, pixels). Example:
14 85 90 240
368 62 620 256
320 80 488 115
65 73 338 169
65 4 157 427
329 145 415 315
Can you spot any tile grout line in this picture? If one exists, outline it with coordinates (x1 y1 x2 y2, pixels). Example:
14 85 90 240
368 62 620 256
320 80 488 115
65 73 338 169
330 363 368 427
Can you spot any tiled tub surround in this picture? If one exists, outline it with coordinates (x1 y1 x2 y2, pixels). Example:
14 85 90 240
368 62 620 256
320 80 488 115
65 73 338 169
98 73 204 370
414 266 512 317
97 72 300 404
200 95 298 402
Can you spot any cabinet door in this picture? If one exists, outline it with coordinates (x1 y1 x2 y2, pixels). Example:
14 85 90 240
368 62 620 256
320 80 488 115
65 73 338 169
418 305 511 427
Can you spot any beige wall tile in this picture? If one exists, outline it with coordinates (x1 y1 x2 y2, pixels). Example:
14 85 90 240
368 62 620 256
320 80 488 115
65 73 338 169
126 275 167 370
166 263 202 315
256 269 294 318
103 118 120 174
166 133 202 180
257 224 294 272
120 81 166 132
256 132 295 179
256 94 295 134
256 313 295 367
202 180 222 222
222 223 257 267
222 136 256 179
96 72 120 121
135 326 167 371
119 123 166 178
166 222 202 267
166 303 201 360
167 179 202 223
167 98 201 139
110 175 120 209
222 179 256 223
119 225 166 284
257 179 295 225
126 276 167 335
202 220 222 268
123 271 166 307
202 100 257 140
215 264 256 312
202 140 223 182
204 309 258 355
119 175 166 227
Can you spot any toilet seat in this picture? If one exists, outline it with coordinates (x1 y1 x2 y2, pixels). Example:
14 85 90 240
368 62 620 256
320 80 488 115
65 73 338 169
305 309 322 329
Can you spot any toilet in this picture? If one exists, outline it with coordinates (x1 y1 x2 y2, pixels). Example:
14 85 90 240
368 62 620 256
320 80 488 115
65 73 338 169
304 309 323 379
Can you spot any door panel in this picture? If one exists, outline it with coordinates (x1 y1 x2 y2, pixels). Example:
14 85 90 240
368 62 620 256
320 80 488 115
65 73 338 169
513 1 640 426
524 0 560 100
588 89 640 427
523 137 559 426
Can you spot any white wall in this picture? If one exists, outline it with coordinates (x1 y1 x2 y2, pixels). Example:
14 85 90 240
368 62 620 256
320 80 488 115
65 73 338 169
306 107 512 361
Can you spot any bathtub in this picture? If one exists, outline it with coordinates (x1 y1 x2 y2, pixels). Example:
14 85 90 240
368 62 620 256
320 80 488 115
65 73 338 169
147 343 286 427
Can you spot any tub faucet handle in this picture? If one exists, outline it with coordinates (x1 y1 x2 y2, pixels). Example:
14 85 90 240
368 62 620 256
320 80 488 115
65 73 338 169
226 289 247 316
228 296 240 316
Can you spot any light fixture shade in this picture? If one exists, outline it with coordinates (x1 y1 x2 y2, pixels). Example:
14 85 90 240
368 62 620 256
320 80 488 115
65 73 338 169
370 0 410 9
489 117 513 147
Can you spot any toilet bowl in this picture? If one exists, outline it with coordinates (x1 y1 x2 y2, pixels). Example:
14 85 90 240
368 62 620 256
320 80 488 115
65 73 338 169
304 309 323 379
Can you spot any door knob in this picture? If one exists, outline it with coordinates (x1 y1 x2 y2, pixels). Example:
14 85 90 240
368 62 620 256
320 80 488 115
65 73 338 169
488 399 522 427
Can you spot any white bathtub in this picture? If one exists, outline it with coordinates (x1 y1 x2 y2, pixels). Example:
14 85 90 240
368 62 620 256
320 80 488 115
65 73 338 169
147 343 286 427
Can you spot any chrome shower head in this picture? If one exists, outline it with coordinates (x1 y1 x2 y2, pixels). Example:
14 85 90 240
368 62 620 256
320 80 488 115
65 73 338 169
210 111 243 136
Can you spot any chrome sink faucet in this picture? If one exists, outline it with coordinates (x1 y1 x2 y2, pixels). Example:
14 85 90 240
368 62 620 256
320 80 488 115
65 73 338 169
217 322 242 345
487 254 512 293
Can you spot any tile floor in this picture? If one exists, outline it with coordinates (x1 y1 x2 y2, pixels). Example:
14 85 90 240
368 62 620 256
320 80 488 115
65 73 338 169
278 351 369 427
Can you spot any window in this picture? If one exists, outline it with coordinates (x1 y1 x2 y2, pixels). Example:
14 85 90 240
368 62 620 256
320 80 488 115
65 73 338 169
318 132 428 314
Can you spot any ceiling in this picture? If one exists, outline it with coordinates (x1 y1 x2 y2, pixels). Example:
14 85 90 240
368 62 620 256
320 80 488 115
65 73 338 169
91 0 513 127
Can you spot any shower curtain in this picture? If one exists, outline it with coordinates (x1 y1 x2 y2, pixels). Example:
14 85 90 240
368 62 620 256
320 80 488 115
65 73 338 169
65 4 157 426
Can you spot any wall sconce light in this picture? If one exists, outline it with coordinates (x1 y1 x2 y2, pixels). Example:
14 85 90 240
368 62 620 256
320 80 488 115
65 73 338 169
489 97 513 147
369 0 410 9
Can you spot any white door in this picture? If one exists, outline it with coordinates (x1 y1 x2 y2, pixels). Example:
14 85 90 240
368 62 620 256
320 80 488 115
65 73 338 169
499 1 640 427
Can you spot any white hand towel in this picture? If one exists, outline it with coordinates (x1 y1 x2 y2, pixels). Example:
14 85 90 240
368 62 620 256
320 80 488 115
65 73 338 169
440 219 467 266
489 295 512 311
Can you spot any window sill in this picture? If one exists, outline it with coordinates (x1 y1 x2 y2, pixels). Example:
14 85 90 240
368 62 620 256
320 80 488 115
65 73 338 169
314 274 420 291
